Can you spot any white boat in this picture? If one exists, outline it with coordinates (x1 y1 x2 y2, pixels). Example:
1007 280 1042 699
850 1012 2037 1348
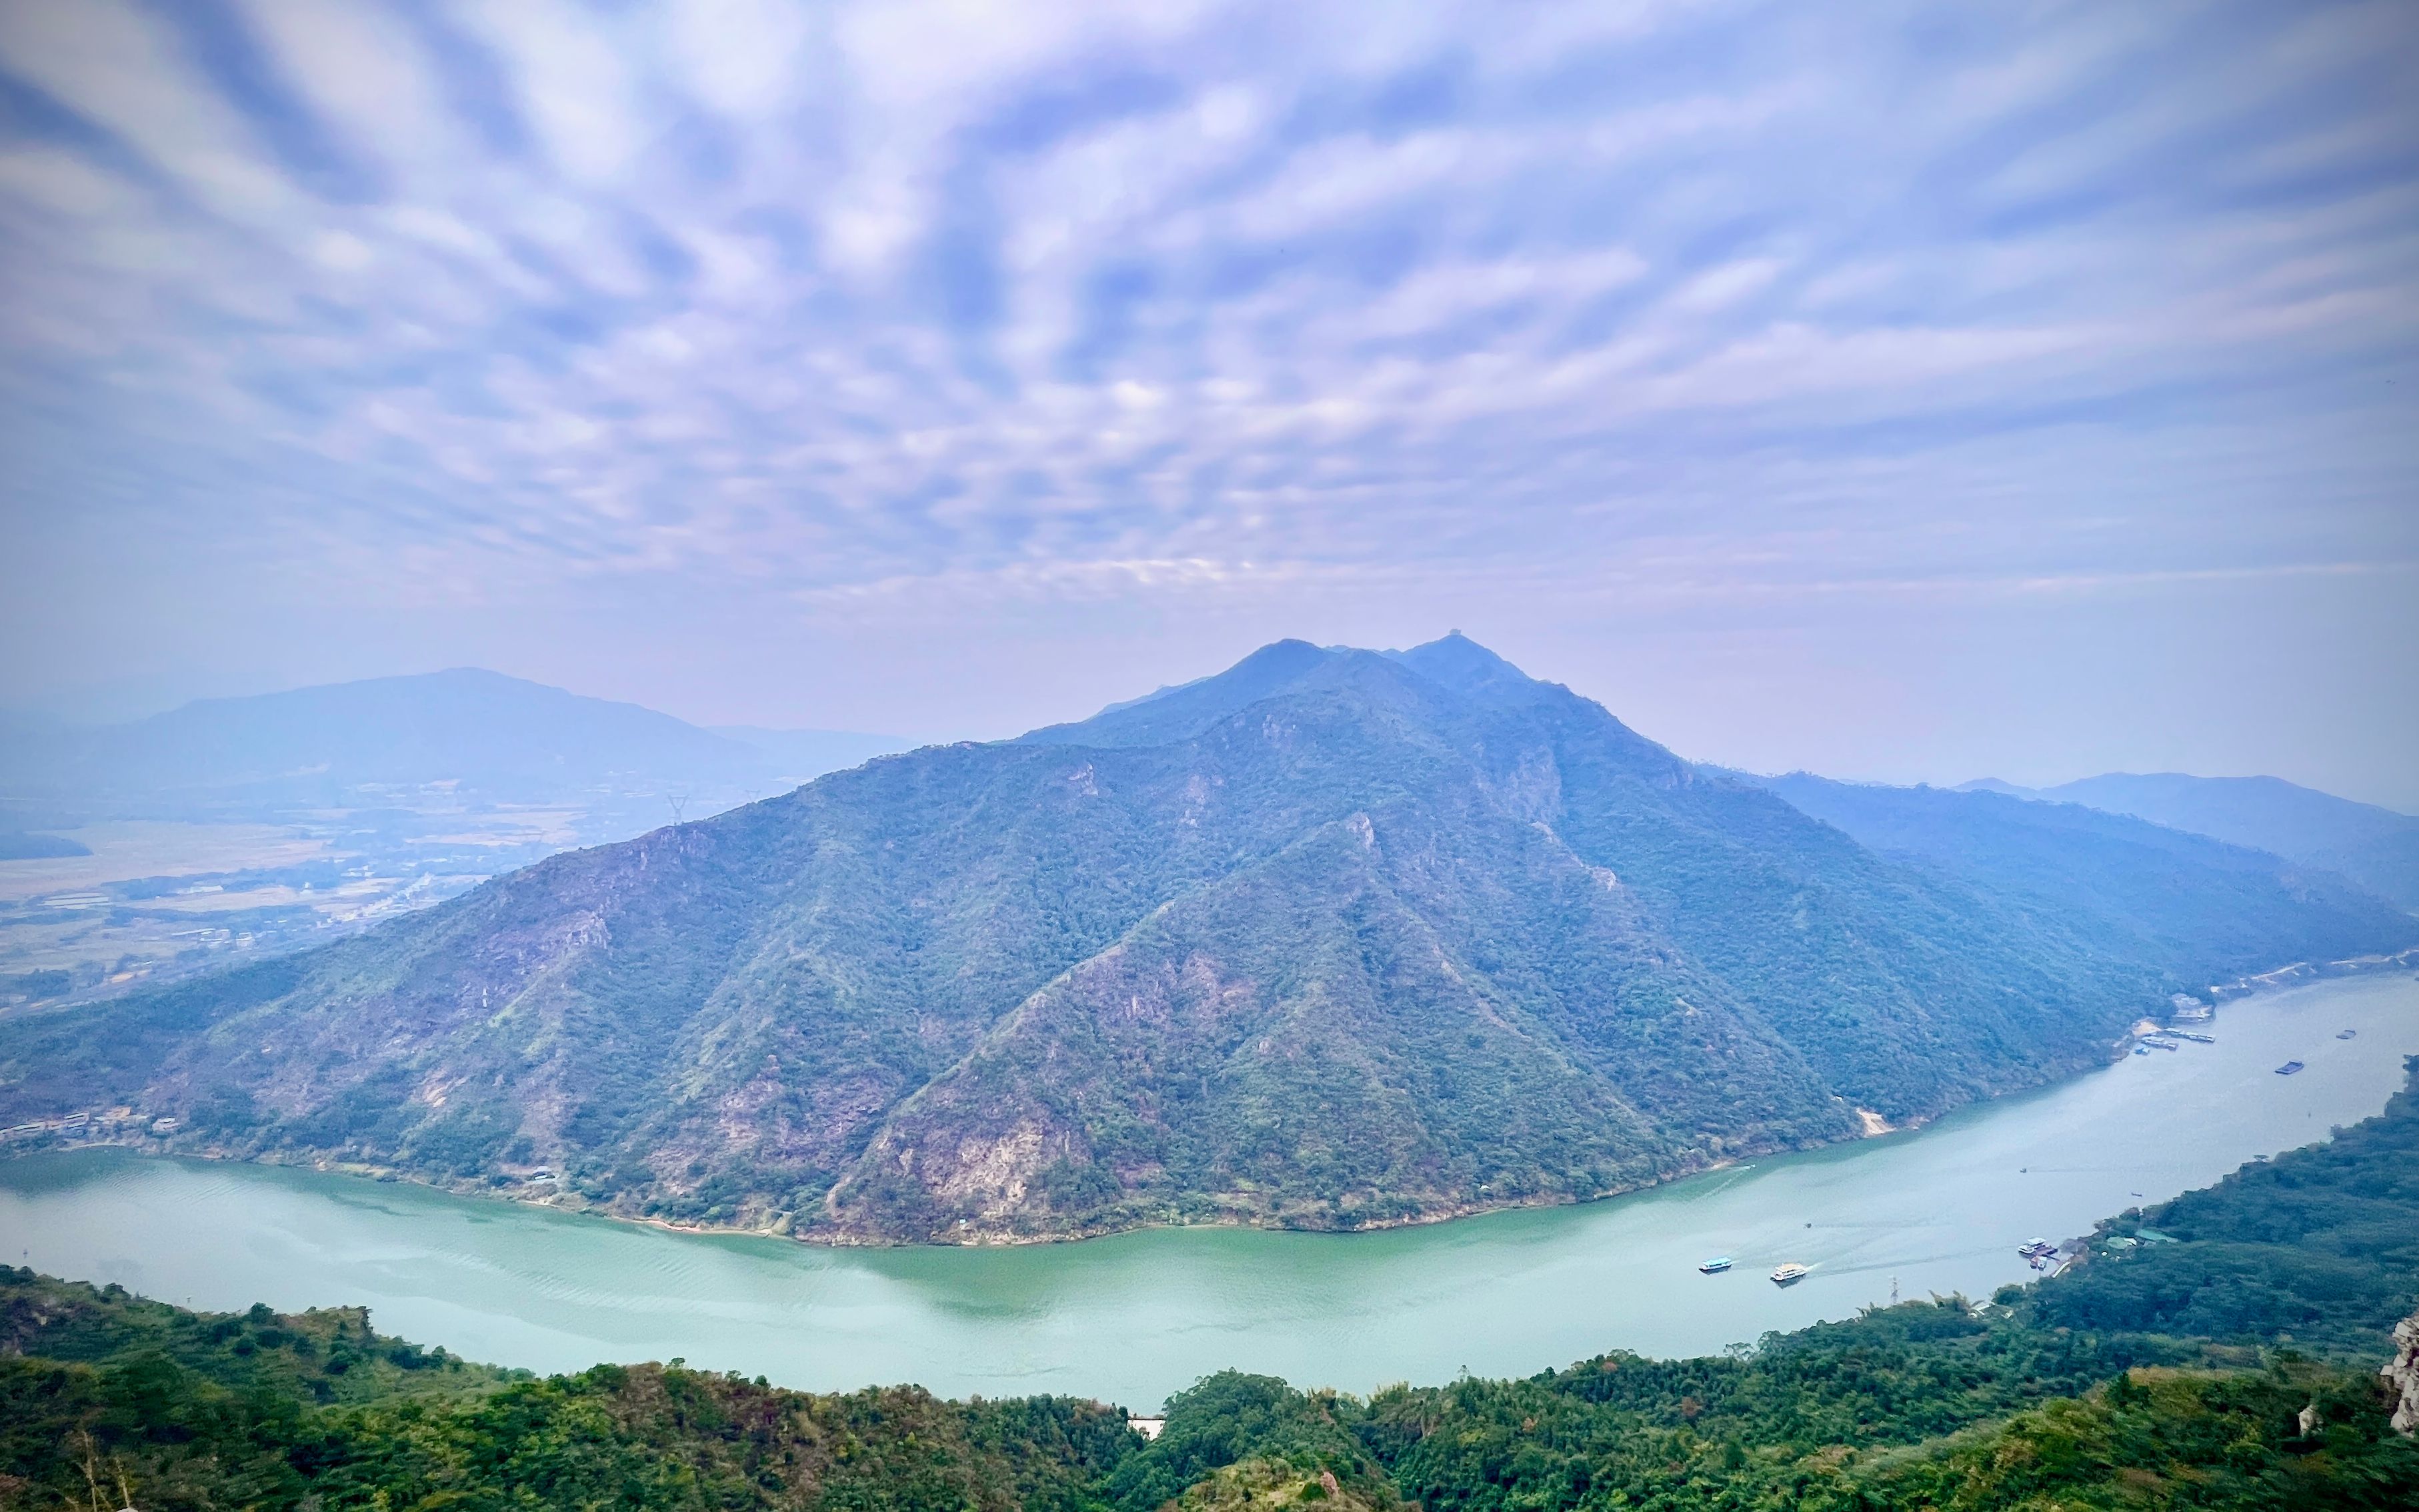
1770 1262 1812 1285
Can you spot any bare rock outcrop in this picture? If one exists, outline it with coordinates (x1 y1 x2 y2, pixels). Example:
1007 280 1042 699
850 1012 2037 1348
2384 1309 2419 1436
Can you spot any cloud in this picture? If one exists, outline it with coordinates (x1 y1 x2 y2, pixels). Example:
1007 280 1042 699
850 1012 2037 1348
663 0 817 119
0 0 2412 689
0 0 300 224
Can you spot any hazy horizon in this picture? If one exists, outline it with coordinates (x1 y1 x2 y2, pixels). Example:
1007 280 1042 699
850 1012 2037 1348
7 637 2416 818
4 2 2414 809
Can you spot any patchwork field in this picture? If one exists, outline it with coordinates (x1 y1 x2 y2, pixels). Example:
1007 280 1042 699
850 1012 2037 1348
0 777 763 1015
0 808 633 1011
0 821 333 901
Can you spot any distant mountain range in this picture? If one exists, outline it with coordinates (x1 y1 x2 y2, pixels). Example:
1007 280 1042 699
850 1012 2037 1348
0 669 907 813
1742 772 2412 965
5 636 2410 1244
1957 773 2419 909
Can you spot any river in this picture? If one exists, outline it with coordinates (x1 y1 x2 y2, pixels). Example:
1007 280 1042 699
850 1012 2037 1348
3 973 2412 1410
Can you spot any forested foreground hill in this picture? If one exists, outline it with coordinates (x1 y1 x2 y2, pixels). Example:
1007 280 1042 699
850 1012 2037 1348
2 636 2412 1243
12 1060 2419 1511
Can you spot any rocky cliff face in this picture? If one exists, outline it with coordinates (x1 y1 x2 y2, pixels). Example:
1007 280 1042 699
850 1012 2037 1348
2385 1309 2419 1436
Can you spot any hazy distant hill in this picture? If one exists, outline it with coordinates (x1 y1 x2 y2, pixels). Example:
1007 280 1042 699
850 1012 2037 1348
0 830 89 859
0 669 757 803
1748 773 2410 973
1960 773 2419 909
0 670 907 812
3 637 2411 1243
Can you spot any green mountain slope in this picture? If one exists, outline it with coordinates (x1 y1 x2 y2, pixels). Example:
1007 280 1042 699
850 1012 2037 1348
2 637 2411 1241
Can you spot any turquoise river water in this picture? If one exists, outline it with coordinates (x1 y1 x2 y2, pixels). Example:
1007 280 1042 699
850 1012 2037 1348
3 973 2414 1410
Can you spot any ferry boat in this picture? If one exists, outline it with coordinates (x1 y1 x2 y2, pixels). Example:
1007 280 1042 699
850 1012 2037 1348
2016 1238 2056 1259
2167 1031 2215 1043
1698 1257 1734 1274
1770 1262 1812 1285
2275 1061 2305 1075
2141 1037 2178 1051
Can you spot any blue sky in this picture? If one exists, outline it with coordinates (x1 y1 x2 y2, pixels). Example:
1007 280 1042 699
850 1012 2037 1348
1 1 2414 805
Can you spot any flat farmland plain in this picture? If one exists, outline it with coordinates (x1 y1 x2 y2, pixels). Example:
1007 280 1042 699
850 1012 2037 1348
0 821 334 901
0 796 716 1011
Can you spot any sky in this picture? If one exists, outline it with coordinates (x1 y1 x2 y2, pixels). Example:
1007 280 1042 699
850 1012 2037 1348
1 1 2414 808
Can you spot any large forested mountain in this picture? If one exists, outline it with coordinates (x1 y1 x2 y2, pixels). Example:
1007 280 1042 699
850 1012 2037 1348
2 636 2411 1241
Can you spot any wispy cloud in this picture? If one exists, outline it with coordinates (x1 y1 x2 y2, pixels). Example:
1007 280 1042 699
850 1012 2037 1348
0 0 2413 765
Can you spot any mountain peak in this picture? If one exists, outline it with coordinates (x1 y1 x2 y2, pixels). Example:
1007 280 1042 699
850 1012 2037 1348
1385 632 1534 696
1226 637 1335 681
1018 639 1350 747
1020 633 1557 750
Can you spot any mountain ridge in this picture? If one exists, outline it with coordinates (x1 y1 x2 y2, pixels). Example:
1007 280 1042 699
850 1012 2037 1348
1958 771 2419 908
1742 771 2410 977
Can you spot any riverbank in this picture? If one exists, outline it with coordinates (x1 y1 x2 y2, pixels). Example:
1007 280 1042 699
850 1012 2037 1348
2208 943 2419 1000
32 946 2407 1251
5 971 2410 1407
19 945 2406 1252
9 1029 2418 1511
